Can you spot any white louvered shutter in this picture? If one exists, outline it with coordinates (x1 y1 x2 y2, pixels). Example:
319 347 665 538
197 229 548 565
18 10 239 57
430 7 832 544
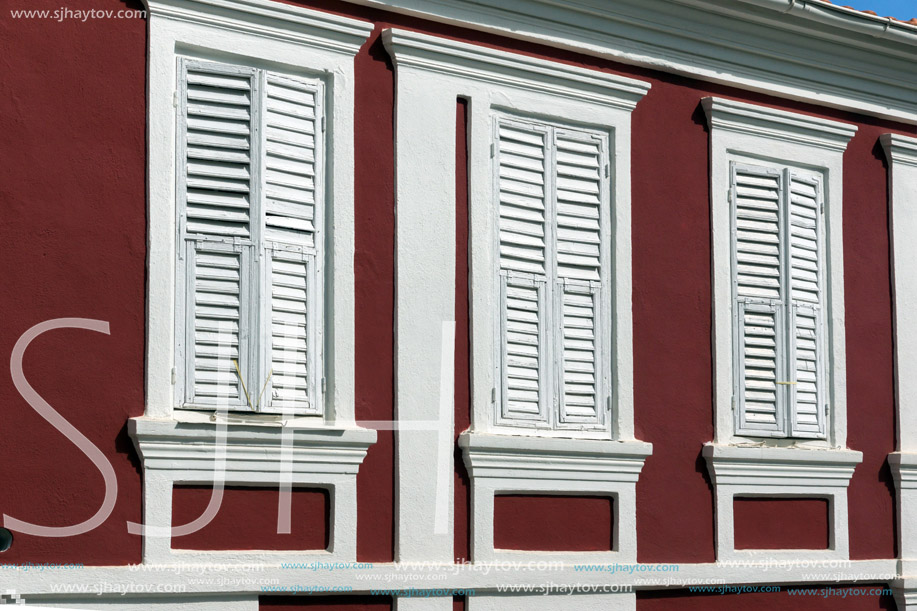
178 60 322 415
180 61 256 409
732 163 787 435
554 130 605 427
260 73 322 415
497 121 549 425
787 172 826 438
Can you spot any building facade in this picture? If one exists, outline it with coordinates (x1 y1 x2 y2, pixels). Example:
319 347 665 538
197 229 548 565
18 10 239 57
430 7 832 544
1 0 917 608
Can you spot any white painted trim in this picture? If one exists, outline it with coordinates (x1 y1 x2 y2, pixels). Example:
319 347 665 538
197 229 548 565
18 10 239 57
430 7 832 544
704 443 861 561
704 96 855 448
130 417 375 564
144 0 371 422
460 432 650 563
884 134 917 604
140 0 375 572
5 559 899 597
384 27 649 566
467 593 635 611
342 0 917 124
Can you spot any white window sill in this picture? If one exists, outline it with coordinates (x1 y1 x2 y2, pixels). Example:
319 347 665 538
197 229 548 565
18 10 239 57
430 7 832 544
458 431 651 563
128 416 375 564
703 442 861 561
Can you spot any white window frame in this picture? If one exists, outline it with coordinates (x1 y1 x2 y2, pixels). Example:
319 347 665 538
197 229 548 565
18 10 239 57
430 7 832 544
703 97 862 562
144 0 370 425
704 96 856 449
491 113 613 437
383 28 652 567
135 0 374 566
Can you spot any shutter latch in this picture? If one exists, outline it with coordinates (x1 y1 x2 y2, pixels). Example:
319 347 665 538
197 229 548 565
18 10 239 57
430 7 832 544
775 381 797 385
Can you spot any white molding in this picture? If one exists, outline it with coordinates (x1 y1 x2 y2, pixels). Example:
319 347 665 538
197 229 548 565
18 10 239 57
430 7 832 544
141 0 372 53
5 559 899 597
704 443 862 562
384 27 649 565
703 96 855 448
381 29 649 110
885 134 917 585
884 134 917 168
467 593 635 611
344 0 917 124
129 417 375 565
144 0 371 422
460 432 651 563
701 97 858 152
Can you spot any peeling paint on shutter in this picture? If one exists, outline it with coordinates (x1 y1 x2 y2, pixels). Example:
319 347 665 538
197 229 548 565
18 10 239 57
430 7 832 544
733 163 786 435
497 121 549 425
788 173 827 438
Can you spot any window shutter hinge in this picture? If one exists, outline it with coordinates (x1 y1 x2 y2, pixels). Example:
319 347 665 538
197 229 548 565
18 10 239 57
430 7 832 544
604 164 609 178
728 187 735 204
820 202 824 214
491 387 496 404
321 116 326 133
171 368 176 385
172 91 178 108
490 143 495 158
605 396 612 412
321 377 326 394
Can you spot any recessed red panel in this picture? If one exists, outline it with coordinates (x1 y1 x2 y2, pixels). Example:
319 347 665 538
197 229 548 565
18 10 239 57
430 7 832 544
733 497 829 550
493 495 613 551
172 485 328 551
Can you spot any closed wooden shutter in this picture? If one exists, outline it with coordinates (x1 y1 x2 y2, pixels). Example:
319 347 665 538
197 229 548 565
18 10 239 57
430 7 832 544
177 59 323 415
180 61 256 408
497 121 549 424
554 131 604 426
732 163 786 435
787 173 826 438
260 73 322 415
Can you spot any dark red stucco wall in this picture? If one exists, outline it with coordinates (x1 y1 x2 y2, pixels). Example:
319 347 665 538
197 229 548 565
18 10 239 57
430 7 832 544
0 0 911 575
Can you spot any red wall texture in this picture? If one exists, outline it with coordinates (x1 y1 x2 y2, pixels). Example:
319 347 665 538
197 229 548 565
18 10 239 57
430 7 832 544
1 0 914 590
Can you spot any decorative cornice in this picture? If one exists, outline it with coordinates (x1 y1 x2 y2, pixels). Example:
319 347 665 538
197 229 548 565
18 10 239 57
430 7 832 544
350 0 917 123
703 97 857 152
143 0 373 54
704 443 862 487
459 431 652 483
382 28 651 111
888 452 917 489
882 134 917 168
130 417 377 475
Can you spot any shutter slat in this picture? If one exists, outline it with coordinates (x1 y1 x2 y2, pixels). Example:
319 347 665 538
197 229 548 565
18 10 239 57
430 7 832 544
191 246 245 406
499 123 547 276
789 173 826 437
501 278 546 422
733 165 785 435
182 63 253 239
559 284 600 423
265 252 315 414
555 133 602 283
263 73 319 249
